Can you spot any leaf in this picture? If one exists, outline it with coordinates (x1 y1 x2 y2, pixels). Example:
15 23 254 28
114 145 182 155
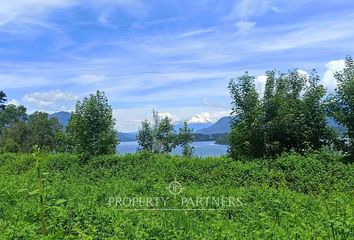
17 188 28 193
56 199 66 205
28 189 39 196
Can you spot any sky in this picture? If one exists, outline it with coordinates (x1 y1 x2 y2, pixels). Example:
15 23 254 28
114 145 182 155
0 0 353 132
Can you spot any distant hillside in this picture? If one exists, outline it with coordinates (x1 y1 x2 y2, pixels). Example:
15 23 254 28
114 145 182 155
197 117 231 135
327 117 346 133
118 132 137 142
46 113 347 143
49 111 71 129
174 122 212 132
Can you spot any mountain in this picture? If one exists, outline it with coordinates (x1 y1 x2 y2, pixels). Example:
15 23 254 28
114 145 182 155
174 122 213 132
327 117 346 133
197 117 231 135
118 132 137 142
173 114 213 132
49 111 71 128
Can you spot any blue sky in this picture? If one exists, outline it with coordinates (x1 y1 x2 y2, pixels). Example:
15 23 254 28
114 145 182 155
0 0 353 131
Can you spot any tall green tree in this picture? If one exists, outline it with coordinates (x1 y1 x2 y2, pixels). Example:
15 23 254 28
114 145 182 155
0 91 6 110
302 70 333 150
137 120 154 152
177 122 194 157
0 121 28 153
328 56 354 159
0 100 28 153
228 72 264 159
155 116 176 153
0 104 27 133
263 70 307 155
67 91 118 157
27 112 62 152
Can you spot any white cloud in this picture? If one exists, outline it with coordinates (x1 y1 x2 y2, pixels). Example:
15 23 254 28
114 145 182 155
255 75 267 97
0 0 75 26
179 27 217 38
297 69 309 78
225 0 275 21
0 0 143 27
322 59 345 92
7 99 20 106
23 90 79 112
235 21 256 32
157 112 180 123
0 74 48 89
202 98 228 109
255 19 354 52
77 74 106 85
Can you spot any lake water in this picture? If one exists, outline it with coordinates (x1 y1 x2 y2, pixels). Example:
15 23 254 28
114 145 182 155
117 141 228 157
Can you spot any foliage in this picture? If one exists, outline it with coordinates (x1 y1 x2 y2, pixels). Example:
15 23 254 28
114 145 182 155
0 90 6 110
228 72 264 159
0 152 352 239
229 70 332 160
154 112 176 153
27 112 62 152
328 56 354 159
67 91 118 158
0 104 27 133
177 122 194 157
138 111 193 155
137 120 154 152
0 111 62 153
0 121 28 153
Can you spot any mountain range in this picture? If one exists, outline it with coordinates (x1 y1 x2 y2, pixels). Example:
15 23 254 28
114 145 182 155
47 112 346 142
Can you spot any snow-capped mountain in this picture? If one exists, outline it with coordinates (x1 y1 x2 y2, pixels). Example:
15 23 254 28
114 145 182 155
187 114 213 124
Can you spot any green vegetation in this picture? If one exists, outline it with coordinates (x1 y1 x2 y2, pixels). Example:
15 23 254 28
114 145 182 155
0 90 6 110
1 56 354 238
0 152 352 239
137 110 193 156
328 56 354 157
66 91 118 157
228 57 354 161
0 91 118 158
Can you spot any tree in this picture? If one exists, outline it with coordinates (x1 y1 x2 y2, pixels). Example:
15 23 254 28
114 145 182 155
177 122 194 157
0 104 27 132
137 110 188 155
137 120 154 152
155 116 176 153
27 112 62 152
302 70 333 150
328 56 354 159
229 69 331 160
0 121 28 153
228 72 264 160
0 91 6 110
67 91 118 157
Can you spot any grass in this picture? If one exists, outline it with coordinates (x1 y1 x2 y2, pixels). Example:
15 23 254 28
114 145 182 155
0 152 353 239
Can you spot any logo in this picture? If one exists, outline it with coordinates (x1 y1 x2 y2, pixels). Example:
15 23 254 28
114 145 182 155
108 178 243 211
167 178 183 197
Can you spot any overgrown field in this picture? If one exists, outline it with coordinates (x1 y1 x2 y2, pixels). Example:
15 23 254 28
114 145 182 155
0 152 353 239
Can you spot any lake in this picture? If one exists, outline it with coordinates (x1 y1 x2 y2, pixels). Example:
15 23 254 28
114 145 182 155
117 141 228 157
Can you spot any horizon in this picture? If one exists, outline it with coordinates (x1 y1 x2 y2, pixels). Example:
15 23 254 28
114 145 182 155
1 1 354 131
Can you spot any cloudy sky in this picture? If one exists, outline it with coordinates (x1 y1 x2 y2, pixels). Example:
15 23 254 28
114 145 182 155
0 0 353 131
